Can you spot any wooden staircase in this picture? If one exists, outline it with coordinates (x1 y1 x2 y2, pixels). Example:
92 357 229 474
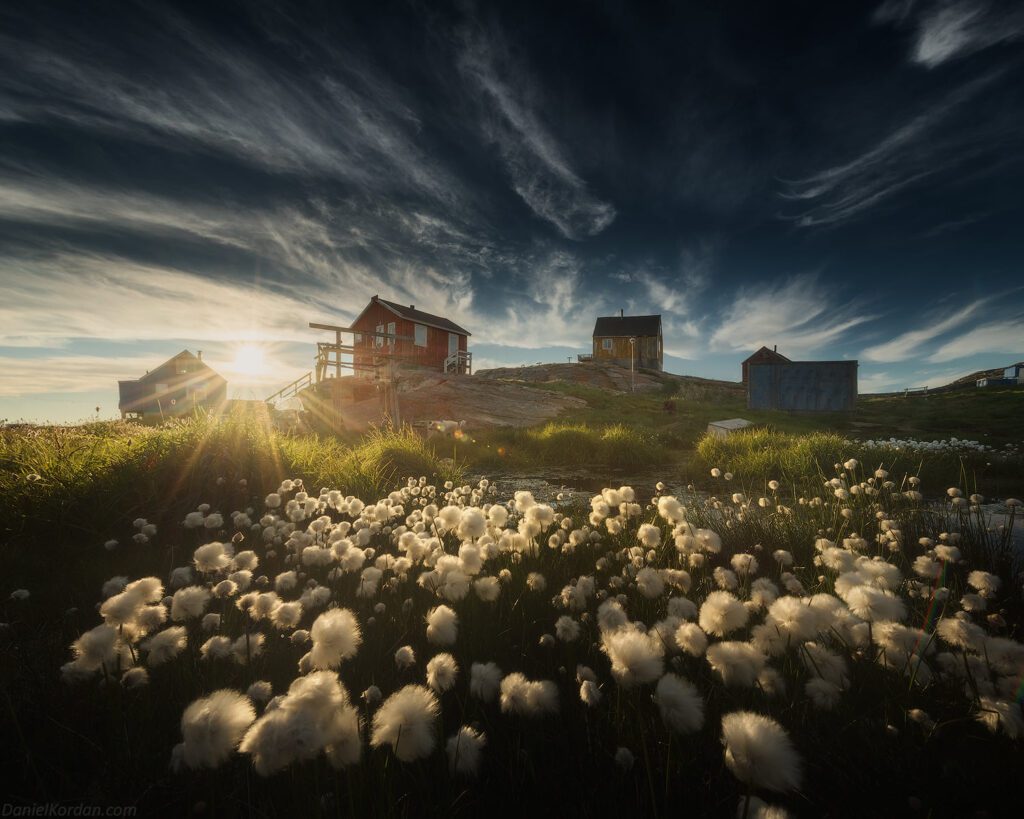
265 371 312 404
443 350 472 375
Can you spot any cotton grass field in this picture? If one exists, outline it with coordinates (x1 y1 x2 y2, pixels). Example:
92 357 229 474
2 417 1024 817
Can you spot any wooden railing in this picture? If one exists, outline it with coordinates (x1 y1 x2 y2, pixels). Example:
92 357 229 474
443 350 472 375
265 372 312 404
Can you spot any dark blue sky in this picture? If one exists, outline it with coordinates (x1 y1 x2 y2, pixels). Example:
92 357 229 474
1 0 1023 420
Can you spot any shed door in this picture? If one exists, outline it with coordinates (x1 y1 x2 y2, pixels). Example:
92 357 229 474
448 332 459 356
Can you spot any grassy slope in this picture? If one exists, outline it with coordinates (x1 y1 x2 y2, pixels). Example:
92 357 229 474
0 417 458 609
461 380 1024 493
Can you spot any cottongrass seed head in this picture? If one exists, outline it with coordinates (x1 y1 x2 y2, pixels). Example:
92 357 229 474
721 711 802 793
370 684 440 762
177 689 256 769
446 725 486 777
309 608 362 669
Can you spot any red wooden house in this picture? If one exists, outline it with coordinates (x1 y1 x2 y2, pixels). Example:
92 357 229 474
350 296 472 376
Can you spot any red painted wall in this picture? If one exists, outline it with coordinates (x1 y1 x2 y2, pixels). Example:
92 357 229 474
352 301 467 376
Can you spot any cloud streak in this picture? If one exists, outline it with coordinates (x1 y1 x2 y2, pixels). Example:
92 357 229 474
708 275 869 356
861 298 988 362
457 24 616 240
780 71 1005 227
925 319 1024 362
874 0 1024 67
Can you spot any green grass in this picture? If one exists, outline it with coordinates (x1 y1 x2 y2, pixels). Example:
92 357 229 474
466 420 667 470
695 427 1024 498
0 416 458 608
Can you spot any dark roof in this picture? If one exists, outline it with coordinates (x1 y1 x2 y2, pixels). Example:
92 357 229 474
376 297 471 336
137 350 222 384
592 314 662 337
741 346 791 364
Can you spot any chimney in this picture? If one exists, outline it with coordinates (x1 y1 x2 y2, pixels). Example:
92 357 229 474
197 350 203 361
410 304 415 310
619 308 624 318
773 345 777 353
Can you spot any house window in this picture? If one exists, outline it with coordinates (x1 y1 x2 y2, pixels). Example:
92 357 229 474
375 324 384 348
387 322 396 347
354 333 362 345
414 324 427 347
602 338 613 350
155 383 168 393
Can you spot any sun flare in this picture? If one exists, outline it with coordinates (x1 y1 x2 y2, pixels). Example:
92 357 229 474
232 344 266 376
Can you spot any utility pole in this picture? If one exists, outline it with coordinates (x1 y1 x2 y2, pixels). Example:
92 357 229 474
629 337 636 393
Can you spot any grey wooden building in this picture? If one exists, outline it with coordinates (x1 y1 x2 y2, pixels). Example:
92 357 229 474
118 350 227 421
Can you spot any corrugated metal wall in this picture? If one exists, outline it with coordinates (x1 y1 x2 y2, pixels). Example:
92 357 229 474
747 361 858 411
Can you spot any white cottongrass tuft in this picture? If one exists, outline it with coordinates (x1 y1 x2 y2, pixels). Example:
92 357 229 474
309 608 362 669
967 570 1000 596
426 653 460 693
721 711 802 793
635 567 666 599
705 642 767 688
446 726 486 777
240 671 361 774
674 622 709 657
144 627 188 666
654 674 704 734
426 605 459 646
499 672 559 717
737 796 792 819
395 645 416 670
637 523 661 548
699 591 749 637
580 679 602 707
555 615 581 642
600 629 665 688
976 697 1023 739
193 542 233 573
177 689 255 769
842 586 906 622
469 662 502 702
370 685 440 762
170 586 211 621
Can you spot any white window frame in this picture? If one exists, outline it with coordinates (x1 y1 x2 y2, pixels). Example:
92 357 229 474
375 324 384 348
387 322 396 347
414 324 427 347
602 338 613 351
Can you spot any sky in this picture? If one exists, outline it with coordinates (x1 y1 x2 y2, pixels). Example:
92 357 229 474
1 0 1023 422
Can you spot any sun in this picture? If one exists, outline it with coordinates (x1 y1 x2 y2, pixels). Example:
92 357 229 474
232 344 266 375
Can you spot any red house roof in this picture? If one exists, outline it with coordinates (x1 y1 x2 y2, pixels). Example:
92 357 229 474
354 296 471 336
742 346 791 364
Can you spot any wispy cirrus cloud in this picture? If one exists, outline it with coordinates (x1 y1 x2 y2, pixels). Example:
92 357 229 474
0 5 467 210
874 0 1024 67
456 24 616 240
925 318 1024 362
780 71 1005 227
474 250 605 349
861 298 988 362
708 274 869 356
